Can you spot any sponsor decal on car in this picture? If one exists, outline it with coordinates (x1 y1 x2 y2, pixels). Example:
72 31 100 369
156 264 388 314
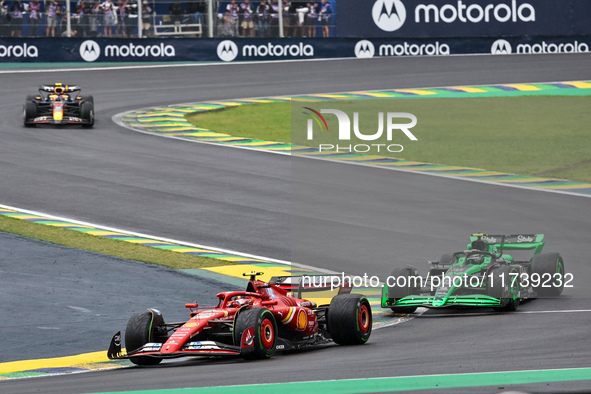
516 235 535 243
241 327 254 347
296 310 307 331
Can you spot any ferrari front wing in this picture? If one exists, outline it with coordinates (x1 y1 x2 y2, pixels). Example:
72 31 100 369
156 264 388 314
107 332 242 361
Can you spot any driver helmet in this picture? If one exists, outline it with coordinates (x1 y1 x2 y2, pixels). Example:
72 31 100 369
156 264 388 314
229 297 252 308
466 254 484 264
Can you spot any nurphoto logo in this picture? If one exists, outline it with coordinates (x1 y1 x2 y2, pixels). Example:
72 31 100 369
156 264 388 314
304 107 418 153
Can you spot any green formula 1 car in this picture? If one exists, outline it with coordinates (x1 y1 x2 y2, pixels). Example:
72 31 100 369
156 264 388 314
382 234 567 313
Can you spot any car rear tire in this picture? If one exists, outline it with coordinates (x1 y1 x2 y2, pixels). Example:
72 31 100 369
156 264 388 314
80 102 94 128
487 266 520 312
125 309 166 365
531 253 565 297
387 267 419 314
327 294 372 345
81 95 94 104
23 100 37 127
233 307 277 359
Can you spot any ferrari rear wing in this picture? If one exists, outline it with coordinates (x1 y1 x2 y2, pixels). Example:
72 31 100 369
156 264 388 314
470 233 545 254
269 275 352 298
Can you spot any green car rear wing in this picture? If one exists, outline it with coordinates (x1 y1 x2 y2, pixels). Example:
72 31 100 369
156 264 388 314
469 233 545 255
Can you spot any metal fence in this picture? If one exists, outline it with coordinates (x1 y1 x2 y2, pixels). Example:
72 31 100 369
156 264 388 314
0 0 336 38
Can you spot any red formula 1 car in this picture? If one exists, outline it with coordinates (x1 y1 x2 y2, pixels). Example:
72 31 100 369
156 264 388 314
23 83 94 128
107 272 372 365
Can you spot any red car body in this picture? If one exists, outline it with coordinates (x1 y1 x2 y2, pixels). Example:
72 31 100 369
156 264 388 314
108 272 372 364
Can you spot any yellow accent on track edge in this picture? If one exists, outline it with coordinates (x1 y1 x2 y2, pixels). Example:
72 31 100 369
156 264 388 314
0 351 112 374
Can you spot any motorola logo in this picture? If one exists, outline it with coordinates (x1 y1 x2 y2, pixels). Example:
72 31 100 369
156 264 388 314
491 39 512 54
79 40 100 62
217 40 238 62
372 0 406 32
355 40 375 58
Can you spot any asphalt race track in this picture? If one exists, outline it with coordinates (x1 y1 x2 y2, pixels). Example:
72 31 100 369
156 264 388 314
0 231 237 362
1 54 590 393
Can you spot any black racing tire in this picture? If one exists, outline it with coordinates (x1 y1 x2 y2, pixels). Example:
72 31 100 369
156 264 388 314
80 102 94 128
487 265 520 312
233 307 277 360
387 267 419 314
531 253 565 297
327 294 372 345
81 95 94 104
125 309 166 366
23 100 37 127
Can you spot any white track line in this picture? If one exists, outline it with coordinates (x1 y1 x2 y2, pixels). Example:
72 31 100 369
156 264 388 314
517 309 591 314
418 309 591 317
0 202 340 274
0 57 357 74
5 51 591 74
1 52 566 74
374 307 428 330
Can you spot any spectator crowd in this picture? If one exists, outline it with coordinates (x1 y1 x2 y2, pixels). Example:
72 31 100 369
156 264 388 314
218 0 333 38
0 0 142 37
0 0 334 38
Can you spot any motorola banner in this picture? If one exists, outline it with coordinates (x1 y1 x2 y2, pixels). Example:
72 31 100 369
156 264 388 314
1 36 589 62
352 36 591 58
339 0 591 38
0 38 324 62
0 37 188 62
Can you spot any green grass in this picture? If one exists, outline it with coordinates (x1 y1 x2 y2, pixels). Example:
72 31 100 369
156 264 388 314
0 215 230 270
187 101 293 142
186 97 591 183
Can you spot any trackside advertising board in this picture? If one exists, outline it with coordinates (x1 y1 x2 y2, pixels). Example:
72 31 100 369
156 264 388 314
1 36 590 63
341 0 591 38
